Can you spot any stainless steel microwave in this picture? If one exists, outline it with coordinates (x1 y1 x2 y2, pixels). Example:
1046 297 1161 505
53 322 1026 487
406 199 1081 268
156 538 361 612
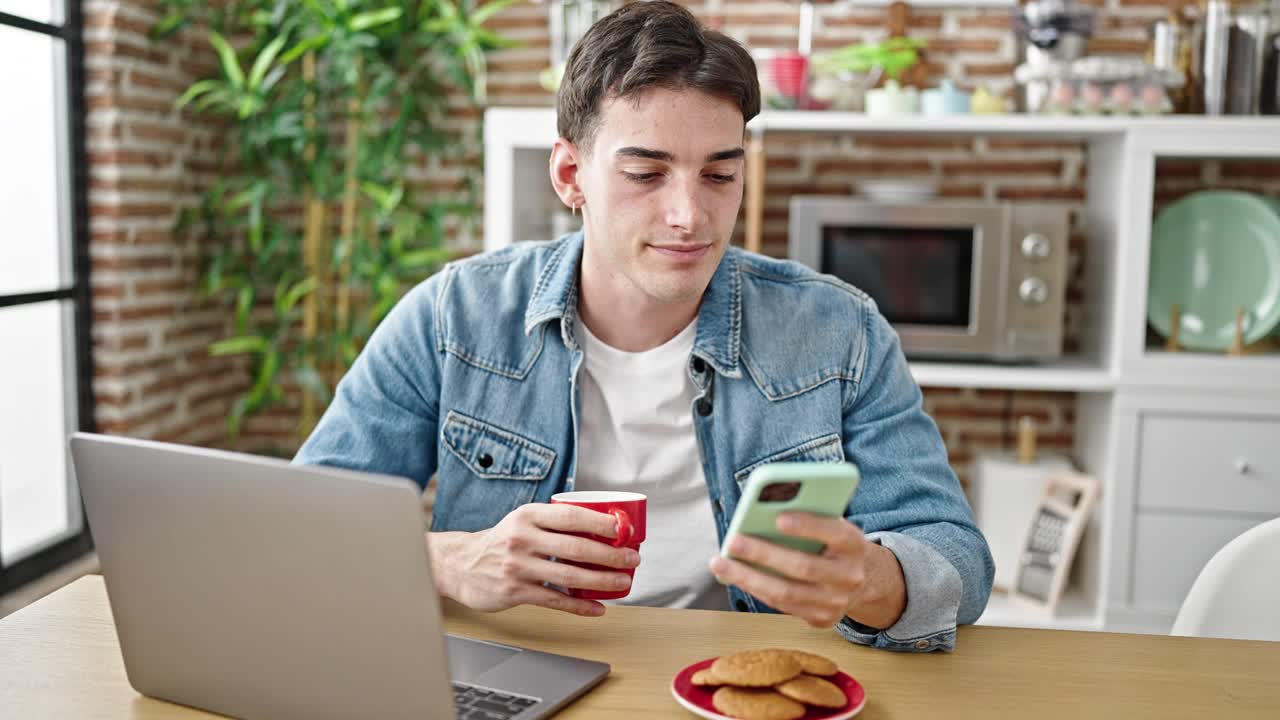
788 197 1070 362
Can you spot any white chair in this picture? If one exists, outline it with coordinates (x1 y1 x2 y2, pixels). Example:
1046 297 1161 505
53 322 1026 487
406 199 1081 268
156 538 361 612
1170 517 1280 642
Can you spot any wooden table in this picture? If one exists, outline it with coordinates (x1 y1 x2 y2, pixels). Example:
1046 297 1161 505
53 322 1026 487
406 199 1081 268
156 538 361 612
2 576 1278 719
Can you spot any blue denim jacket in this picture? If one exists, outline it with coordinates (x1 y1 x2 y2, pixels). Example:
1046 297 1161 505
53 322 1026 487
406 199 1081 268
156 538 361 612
295 231 993 652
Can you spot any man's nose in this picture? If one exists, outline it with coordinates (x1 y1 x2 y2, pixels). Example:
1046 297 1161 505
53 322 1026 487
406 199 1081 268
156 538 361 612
663 178 709 234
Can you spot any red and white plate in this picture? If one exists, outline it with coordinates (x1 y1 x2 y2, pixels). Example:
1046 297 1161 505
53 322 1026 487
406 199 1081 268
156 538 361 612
670 657 867 720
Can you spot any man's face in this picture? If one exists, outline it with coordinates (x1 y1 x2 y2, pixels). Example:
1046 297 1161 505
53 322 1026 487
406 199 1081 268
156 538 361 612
575 86 746 305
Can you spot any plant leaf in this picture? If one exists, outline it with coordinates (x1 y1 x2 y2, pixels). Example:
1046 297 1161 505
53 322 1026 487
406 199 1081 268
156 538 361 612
193 88 234 112
280 33 330 64
248 34 288 90
422 18 453 33
152 11 188 39
348 6 402 32
398 247 451 269
472 27 518 50
235 285 255 331
278 275 317 315
175 79 223 108
209 32 245 89
247 195 264 251
260 65 288 93
301 0 335 22
209 335 268 356
246 349 281 406
470 0 518 27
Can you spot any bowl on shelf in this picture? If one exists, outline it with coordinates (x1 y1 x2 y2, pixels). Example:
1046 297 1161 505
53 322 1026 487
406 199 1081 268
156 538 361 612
809 67 881 112
921 80 971 115
864 79 920 115
1147 190 1280 351
857 179 939 203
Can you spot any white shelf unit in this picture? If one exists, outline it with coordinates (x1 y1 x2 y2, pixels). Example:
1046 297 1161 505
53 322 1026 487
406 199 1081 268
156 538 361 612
749 111 1280 137
484 107 1280 634
911 357 1114 392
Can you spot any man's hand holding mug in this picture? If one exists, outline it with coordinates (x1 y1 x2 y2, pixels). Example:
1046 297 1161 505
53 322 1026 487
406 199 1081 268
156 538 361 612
427 491 647 617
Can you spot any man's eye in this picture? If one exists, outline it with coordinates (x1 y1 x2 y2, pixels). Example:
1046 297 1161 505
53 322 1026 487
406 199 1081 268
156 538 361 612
623 172 660 184
707 174 736 184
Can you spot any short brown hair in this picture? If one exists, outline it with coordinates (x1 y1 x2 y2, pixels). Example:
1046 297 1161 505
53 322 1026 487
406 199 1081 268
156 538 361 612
556 1 761 153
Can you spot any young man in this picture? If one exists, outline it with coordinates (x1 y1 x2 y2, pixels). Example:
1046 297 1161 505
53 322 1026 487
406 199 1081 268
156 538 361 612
295 1 992 652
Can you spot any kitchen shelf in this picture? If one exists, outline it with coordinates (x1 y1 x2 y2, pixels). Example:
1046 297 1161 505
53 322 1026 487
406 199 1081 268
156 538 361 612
976 587 1103 632
910 356 1114 392
486 107 1280 143
749 111 1280 137
1119 349 1280 393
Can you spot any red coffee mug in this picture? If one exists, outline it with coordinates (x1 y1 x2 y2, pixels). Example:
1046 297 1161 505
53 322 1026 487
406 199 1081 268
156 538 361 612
549 490 647 600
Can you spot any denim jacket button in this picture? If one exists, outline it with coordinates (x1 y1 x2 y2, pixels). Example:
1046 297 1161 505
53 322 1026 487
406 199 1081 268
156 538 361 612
477 453 494 469
696 399 713 417
691 356 706 374
914 640 930 650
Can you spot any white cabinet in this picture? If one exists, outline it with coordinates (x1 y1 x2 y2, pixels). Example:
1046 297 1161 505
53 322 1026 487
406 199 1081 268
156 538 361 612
484 108 1280 633
1096 389 1280 634
1137 414 1280 515
1129 405 1280 622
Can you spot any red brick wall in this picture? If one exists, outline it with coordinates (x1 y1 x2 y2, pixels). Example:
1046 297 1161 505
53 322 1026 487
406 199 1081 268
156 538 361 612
87 0 1278 480
85 0 258 450
1154 158 1280 211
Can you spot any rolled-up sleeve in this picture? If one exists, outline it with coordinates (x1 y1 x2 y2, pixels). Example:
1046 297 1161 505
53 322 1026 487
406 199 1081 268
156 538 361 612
836 304 995 652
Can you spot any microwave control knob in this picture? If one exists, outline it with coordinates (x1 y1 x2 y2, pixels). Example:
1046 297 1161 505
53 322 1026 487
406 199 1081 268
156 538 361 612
1021 233 1052 259
1019 277 1049 305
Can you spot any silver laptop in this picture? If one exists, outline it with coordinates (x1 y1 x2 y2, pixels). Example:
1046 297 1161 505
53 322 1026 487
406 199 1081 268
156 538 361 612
69 432 609 720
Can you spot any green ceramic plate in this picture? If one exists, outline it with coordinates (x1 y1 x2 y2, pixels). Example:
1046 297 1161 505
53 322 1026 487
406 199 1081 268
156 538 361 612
1148 190 1280 351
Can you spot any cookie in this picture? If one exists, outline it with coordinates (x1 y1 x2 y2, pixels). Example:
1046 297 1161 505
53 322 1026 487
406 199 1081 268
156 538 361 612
711 686 806 720
784 649 839 677
776 673 847 708
710 649 802 687
691 669 724 686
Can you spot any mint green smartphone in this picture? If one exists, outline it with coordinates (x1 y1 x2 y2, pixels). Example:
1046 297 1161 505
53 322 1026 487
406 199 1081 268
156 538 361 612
720 461 860 577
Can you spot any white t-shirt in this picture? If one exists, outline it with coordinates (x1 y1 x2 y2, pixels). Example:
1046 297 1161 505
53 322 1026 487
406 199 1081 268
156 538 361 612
574 318 729 610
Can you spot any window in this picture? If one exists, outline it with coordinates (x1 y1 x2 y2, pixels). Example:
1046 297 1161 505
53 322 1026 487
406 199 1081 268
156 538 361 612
0 1 95 594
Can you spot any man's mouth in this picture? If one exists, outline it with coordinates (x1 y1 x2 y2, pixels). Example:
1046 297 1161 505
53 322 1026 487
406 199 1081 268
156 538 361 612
649 243 712 261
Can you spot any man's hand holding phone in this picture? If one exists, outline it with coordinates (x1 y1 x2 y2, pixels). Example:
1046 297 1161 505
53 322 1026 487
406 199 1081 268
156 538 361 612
709 462 907 630
710 512 907 630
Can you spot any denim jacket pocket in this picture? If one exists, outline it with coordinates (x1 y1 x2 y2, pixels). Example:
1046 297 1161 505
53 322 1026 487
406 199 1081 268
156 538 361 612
732 433 844 489
441 410 556 482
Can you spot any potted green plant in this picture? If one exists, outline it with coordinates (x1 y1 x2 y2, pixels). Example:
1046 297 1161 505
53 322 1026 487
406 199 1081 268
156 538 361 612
154 0 516 440
810 37 926 111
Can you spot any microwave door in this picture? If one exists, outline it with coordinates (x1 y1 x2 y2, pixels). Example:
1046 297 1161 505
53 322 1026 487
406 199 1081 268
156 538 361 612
817 217 1004 359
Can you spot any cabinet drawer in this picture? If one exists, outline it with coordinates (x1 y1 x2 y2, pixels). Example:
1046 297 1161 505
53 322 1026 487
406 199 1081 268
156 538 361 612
1131 512 1268 611
1137 413 1280 514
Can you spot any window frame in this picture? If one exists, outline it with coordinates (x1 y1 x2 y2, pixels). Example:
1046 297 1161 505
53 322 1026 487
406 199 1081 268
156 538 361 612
0 3 97 595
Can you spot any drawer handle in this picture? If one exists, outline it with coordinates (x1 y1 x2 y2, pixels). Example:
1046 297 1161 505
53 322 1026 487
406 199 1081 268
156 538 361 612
1234 458 1251 475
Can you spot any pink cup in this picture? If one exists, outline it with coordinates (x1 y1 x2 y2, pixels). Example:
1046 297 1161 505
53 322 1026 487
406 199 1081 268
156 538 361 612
549 491 647 600
769 52 809 106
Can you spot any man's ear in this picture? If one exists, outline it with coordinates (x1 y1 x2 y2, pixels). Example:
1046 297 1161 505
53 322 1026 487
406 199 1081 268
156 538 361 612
549 138 584 210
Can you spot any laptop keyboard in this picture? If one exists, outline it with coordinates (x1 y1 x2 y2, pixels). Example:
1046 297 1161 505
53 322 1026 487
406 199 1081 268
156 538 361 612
451 682 540 720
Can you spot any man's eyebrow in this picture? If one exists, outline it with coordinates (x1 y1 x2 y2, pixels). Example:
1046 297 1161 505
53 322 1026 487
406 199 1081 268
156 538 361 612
615 146 674 162
705 147 745 163
614 146 746 163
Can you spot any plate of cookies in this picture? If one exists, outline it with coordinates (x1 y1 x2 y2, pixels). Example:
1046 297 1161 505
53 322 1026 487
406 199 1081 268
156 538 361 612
670 648 866 720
